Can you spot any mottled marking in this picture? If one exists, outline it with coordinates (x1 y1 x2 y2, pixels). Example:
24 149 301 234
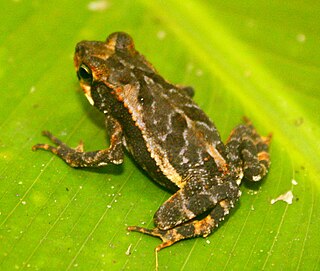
258 151 270 161
112 80 185 187
194 215 215 236
219 199 230 215
144 75 155 85
208 145 228 172
180 191 196 219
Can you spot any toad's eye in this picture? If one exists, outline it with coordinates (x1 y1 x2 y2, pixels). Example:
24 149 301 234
77 64 93 84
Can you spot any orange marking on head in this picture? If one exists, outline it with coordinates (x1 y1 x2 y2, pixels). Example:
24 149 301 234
242 116 252 125
262 133 272 145
226 129 236 143
116 95 123 102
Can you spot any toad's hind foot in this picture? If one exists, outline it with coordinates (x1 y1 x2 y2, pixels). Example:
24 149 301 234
127 226 163 238
128 216 215 251
127 225 185 251
128 200 230 251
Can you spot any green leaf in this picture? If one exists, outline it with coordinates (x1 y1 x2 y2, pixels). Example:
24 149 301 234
1 0 319 270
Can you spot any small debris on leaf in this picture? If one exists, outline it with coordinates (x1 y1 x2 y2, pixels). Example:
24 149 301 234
271 190 294 205
125 243 132 256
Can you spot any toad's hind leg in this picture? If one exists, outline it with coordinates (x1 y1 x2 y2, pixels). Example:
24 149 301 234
226 118 271 182
128 199 231 251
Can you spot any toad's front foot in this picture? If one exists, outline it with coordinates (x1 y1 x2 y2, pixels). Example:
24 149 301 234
32 130 124 167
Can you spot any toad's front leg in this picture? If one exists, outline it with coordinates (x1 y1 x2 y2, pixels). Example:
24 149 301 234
32 116 124 167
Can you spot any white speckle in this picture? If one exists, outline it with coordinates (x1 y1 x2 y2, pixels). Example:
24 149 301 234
157 30 166 40
98 161 108 166
30 86 36 93
206 239 211 244
251 205 255 211
141 221 146 225
181 156 189 164
252 175 261 181
60 130 67 136
244 70 252 78
125 243 132 255
196 69 203 77
107 205 111 208
291 179 298 185
87 0 109 11
296 33 306 43
271 190 294 205
246 19 256 28
187 63 194 73
79 186 83 189
21 201 27 205
236 178 241 185
18 181 23 185
111 186 114 189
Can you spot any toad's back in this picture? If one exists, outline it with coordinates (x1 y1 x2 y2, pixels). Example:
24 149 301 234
74 36 229 189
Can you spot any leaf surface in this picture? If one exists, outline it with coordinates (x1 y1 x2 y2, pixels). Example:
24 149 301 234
1 1 319 270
